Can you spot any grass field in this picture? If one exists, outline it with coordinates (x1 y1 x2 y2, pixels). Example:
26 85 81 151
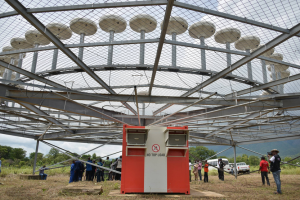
0 167 300 199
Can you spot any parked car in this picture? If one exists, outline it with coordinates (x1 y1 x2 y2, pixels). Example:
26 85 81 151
227 162 250 174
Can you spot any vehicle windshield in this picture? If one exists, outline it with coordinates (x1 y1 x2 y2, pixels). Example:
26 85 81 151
238 162 247 165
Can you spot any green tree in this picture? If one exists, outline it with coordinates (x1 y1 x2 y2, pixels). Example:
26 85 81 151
9 148 26 160
92 153 97 160
48 148 60 158
0 146 8 157
248 155 260 166
29 152 44 160
189 146 216 162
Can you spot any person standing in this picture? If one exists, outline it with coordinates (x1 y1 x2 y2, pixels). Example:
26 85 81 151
86 157 93 181
197 160 202 181
73 160 81 182
193 162 199 181
103 157 111 181
0 156 2 174
39 165 48 180
268 149 282 194
69 160 75 183
96 158 104 182
91 160 96 181
259 156 270 186
189 160 193 182
79 162 84 181
116 156 122 181
111 158 118 181
217 159 221 180
204 160 209 183
219 159 225 181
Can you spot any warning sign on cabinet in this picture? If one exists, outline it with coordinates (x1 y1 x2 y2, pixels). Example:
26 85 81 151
152 144 160 152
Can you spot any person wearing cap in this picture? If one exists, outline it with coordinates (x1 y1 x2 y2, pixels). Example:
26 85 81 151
268 149 282 194
259 156 270 186
219 158 225 181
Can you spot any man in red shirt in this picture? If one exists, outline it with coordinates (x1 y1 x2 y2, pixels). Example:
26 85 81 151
259 156 270 186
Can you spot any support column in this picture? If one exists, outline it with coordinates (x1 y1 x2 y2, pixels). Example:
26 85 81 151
233 145 237 179
277 71 283 93
78 33 85 60
107 30 114 65
31 43 39 73
226 42 231 75
270 64 278 92
200 36 206 70
140 30 145 65
51 48 59 70
172 32 176 67
7 58 14 80
246 49 252 81
16 53 24 79
33 140 39 175
261 60 267 83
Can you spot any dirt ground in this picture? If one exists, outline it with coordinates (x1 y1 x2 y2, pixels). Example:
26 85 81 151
0 173 300 199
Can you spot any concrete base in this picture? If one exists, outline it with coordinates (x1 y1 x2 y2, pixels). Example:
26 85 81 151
108 189 225 198
61 184 103 195
19 175 41 180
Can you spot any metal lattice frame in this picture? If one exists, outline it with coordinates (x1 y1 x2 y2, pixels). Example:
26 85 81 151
0 0 300 160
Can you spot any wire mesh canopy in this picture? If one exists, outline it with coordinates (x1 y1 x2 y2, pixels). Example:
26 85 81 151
1 0 300 147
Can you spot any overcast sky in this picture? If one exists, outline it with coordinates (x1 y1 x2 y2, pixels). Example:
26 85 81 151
0 134 122 158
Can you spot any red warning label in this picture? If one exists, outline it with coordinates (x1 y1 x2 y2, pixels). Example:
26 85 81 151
152 144 160 152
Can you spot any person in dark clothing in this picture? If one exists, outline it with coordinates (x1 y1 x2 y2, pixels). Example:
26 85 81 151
268 149 282 194
259 156 270 186
69 160 75 183
97 158 104 182
91 160 96 181
86 157 93 181
217 159 221 180
219 159 225 181
74 160 83 182
79 162 84 181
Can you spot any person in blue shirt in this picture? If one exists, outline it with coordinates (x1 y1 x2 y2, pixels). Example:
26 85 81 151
69 160 75 183
73 160 82 182
97 158 104 182
86 157 93 181
39 165 48 180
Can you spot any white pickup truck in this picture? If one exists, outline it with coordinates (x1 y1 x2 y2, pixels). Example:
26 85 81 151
226 162 250 174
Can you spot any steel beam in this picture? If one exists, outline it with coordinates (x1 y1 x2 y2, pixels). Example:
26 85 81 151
225 73 300 97
149 0 174 95
0 0 168 19
153 22 300 115
173 1 300 37
204 111 270 138
0 60 67 89
6 0 137 115
6 90 281 107
18 102 74 134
